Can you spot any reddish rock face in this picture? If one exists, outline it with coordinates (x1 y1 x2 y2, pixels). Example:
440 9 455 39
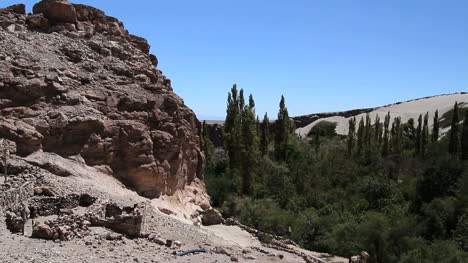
0 1 205 198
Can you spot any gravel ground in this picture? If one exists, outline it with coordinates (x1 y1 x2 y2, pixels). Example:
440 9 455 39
0 158 346 263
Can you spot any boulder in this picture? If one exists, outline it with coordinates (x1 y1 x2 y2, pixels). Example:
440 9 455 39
104 232 123 241
32 223 54 240
201 208 225 226
33 0 77 23
26 14 49 30
153 237 166 246
3 4 25 15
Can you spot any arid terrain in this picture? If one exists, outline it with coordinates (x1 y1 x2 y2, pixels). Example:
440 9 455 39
0 1 348 262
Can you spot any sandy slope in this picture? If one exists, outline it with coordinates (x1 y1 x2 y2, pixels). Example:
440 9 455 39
296 93 468 137
0 156 347 263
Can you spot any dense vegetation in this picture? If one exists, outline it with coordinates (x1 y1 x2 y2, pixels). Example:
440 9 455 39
203 86 468 263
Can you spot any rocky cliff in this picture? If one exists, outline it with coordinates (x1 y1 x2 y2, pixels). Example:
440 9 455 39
0 1 205 198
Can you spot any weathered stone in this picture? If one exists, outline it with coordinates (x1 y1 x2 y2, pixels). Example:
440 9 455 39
87 201 145 238
153 237 166 246
201 208 224 226
213 247 231 256
104 232 123 241
3 4 26 15
32 223 54 239
173 240 182 248
26 14 49 30
33 0 78 23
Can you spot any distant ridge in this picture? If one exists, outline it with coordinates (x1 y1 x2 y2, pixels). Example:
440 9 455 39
295 92 468 138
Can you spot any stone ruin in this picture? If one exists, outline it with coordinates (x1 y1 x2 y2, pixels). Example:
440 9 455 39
30 199 148 241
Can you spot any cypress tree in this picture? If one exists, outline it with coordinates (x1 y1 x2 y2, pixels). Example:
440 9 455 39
260 113 270 156
202 121 215 169
240 94 259 195
382 112 390 156
248 94 255 111
347 117 356 156
374 114 382 148
392 117 403 155
406 118 416 140
239 89 245 115
357 117 365 155
416 114 422 156
432 110 439 142
224 84 242 169
275 95 290 162
462 111 468 160
364 113 372 152
421 112 429 158
449 102 460 154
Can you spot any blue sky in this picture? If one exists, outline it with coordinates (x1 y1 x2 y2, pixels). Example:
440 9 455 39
2 0 467 119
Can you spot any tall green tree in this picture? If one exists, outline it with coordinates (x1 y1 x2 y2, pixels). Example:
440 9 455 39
260 113 270 156
405 118 416 140
391 117 403 155
224 84 242 169
416 114 423 156
462 111 468 160
239 89 245 114
348 117 356 156
421 112 429 158
449 102 460 155
382 112 390 156
364 113 372 152
374 114 382 148
432 109 439 142
248 94 255 110
240 94 259 195
275 95 290 162
357 117 365 155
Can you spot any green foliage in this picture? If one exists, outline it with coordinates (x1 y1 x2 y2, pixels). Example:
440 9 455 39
224 84 242 169
357 117 365 155
382 112 390 156
308 121 338 137
374 114 382 149
454 211 468 251
400 240 468 263
348 117 356 156
211 90 468 262
416 114 423 156
275 95 290 161
422 112 429 158
432 110 439 142
260 112 270 156
205 171 236 207
240 93 259 195
417 149 466 202
449 102 460 154
462 111 468 160
440 103 468 129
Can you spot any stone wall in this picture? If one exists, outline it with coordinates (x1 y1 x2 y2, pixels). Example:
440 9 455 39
0 181 34 214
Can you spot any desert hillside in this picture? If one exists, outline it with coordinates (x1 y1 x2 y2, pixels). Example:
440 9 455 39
295 93 468 137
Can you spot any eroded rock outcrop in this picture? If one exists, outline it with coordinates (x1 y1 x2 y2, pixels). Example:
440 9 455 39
0 0 205 198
